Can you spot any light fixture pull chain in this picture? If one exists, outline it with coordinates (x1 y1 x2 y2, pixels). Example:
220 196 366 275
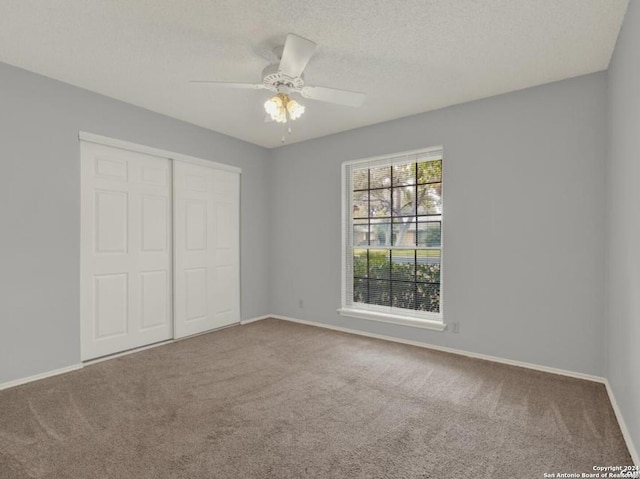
281 118 294 143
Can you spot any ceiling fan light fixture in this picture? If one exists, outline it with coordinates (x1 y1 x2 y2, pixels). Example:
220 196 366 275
286 99 305 120
264 93 304 123
264 94 282 116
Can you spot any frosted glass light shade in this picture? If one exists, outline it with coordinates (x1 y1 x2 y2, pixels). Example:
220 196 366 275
264 93 305 123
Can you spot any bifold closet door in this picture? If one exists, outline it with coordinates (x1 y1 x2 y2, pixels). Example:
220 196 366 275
173 161 240 338
80 142 173 360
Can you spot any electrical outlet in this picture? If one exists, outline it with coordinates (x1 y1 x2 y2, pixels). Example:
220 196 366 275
451 322 460 334
298 299 304 309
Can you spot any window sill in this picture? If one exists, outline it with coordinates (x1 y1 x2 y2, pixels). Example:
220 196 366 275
337 308 446 331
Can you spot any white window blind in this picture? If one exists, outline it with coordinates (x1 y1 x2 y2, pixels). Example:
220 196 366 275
341 147 444 327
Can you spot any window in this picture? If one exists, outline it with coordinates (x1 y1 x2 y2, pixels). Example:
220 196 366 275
340 147 444 330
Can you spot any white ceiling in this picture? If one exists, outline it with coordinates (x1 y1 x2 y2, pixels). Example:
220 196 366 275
0 0 628 148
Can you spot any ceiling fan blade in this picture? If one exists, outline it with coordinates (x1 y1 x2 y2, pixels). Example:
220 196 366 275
279 33 317 78
190 81 269 90
300 85 366 107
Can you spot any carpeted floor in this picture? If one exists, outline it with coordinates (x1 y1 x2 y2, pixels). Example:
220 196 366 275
0 318 632 478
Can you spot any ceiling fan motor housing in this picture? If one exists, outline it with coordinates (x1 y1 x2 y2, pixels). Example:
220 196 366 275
262 64 305 91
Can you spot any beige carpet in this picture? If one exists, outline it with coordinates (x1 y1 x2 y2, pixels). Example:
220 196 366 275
0 318 632 478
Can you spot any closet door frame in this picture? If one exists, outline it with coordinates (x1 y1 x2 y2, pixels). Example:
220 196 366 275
79 131 242 358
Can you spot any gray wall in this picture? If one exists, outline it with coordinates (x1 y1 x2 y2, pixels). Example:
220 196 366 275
0 58 616 388
606 0 640 458
269 72 608 377
0 62 270 384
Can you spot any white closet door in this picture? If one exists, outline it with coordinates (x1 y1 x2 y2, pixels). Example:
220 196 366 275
173 161 240 338
80 142 172 360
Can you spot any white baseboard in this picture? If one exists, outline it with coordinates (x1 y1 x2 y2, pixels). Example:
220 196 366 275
269 314 606 383
605 380 639 466
240 315 271 325
0 363 83 392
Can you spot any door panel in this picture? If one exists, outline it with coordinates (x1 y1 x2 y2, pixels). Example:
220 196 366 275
95 156 127 180
174 161 240 338
185 267 208 321
94 273 128 339
141 195 168 252
140 270 169 329
81 142 173 360
214 265 234 314
95 191 128 253
216 204 233 248
186 200 207 251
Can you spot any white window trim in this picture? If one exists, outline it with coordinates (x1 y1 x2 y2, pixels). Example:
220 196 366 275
337 308 446 331
340 146 445 331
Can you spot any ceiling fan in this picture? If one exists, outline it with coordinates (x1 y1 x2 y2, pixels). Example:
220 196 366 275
192 33 366 124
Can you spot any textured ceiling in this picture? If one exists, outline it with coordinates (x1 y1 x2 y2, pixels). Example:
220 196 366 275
0 0 628 148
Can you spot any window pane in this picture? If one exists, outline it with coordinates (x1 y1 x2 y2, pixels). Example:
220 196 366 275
353 249 368 278
417 250 441 283
393 163 415 186
417 221 441 247
370 166 391 189
370 220 391 246
370 188 391 217
391 186 416 217
392 218 415 246
391 250 415 282
416 283 440 312
369 279 391 306
353 278 368 303
418 160 442 183
368 249 390 279
352 169 368 190
417 183 442 215
353 220 369 246
353 190 368 218
392 281 415 310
